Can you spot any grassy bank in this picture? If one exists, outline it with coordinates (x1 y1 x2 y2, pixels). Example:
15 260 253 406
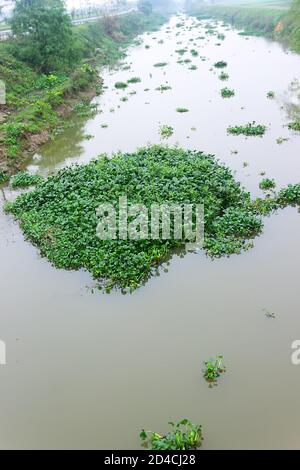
0 11 166 177
187 1 300 52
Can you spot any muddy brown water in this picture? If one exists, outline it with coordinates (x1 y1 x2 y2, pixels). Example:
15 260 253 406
0 15 300 449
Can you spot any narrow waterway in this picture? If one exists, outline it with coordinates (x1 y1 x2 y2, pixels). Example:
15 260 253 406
0 15 300 449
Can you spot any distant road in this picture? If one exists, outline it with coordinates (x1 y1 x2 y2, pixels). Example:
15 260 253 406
0 8 136 40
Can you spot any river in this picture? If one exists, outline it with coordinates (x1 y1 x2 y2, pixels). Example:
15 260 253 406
0 14 300 449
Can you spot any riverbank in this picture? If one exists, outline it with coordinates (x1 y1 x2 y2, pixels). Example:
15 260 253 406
187 1 300 53
0 11 166 178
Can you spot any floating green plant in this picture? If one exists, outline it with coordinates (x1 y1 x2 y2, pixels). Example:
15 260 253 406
219 72 229 81
259 178 276 190
203 355 226 385
288 121 300 131
114 81 128 89
221 87 235 98
159 125 174 139
227 122 267 136
127 77 141 84
267 91 275 99
214 61 227 68
0 171 9 185
11 172 42 189
153 62 168 67
156 84 172 92
140 420 203 450
176 107 189 113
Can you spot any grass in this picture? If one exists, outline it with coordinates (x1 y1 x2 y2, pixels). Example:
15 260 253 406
140 420 203 450
227 122 267 136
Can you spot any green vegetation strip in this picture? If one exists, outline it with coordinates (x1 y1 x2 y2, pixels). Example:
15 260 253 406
6 145 300 291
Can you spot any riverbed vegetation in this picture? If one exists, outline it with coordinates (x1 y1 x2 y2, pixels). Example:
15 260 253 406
140 419 203 450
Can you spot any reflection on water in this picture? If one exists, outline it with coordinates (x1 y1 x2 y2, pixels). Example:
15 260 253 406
27 117 86 175
284 79 300 122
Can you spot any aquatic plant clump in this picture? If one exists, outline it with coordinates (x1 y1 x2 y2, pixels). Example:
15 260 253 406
176 107 189 113
159 125 174 139
221 87 235 98
227 122 267 136
127 77 141 84
214 60 227 68
203 355 226 384
288 121 300 131
259 178 276 190
0 171 9 185
153 62 168 67
219 72 229 81
140 420 203 450
7 146 300 290
114 81 128 89
11 172 43 189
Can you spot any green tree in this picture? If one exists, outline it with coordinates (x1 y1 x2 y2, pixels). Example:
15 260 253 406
11 0 75 72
